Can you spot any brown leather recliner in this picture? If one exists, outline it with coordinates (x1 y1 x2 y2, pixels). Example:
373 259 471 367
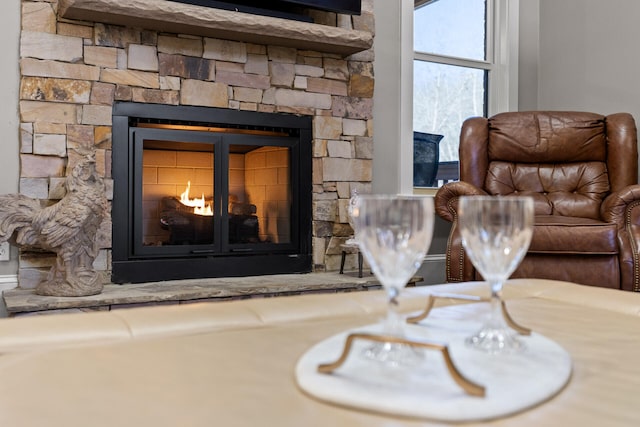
435 111 640 291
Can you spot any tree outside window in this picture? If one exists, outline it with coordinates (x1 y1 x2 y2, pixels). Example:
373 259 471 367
413 0 490 186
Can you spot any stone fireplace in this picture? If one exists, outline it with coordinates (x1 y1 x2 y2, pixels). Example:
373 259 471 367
111 102 313 283
17 0 374 288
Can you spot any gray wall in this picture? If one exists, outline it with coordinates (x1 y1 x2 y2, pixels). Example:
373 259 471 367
0 2 20 195
0 1 21 276
518 0 539 111
519 0 640 126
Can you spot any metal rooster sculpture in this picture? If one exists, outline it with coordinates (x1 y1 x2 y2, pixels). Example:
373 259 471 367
0 149 108 296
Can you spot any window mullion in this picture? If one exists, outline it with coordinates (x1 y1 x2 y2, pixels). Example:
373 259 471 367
414 51 493 71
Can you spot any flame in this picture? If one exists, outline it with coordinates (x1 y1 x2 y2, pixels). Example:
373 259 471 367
180 181 213 216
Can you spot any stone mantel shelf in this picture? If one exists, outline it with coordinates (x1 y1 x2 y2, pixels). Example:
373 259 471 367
58 0 373 56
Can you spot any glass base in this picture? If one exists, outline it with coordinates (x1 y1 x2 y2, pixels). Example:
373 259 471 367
362 341 425 368
466 327 525 354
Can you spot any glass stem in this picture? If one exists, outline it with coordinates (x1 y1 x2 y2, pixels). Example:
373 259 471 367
384 286 403 337
488 279 504 329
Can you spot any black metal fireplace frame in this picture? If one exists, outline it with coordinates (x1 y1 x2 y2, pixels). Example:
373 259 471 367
111 102 313 283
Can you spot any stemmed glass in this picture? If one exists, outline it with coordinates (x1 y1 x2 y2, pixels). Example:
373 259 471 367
458 196 534 353
346 188 359 245
352 194 434 365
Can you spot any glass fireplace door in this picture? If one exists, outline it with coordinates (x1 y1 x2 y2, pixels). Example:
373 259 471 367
222 133 298 254
132 127 221 257
129 128 300 258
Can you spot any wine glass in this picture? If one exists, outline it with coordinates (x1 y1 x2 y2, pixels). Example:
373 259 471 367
352 194 434 365
346 188 359 245
458 195 534 353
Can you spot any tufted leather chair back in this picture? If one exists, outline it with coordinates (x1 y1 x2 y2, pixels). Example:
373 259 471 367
460 111 638 220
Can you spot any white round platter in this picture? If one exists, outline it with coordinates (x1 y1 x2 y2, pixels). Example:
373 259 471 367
295 318 572 422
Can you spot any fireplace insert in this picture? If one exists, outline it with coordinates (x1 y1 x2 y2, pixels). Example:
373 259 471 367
111 103 313 283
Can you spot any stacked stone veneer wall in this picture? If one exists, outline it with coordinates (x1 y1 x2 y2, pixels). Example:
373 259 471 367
17 0 374 287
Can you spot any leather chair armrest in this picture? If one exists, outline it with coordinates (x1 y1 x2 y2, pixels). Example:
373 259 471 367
601 184 640 226
434 181 487 222
601 184 640 291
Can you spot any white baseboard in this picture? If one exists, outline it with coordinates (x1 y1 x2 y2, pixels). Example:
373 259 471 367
0 275 18 318
0 275 18 291
418 254 447 285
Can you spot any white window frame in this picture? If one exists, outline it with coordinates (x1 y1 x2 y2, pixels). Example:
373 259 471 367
410 0 519 193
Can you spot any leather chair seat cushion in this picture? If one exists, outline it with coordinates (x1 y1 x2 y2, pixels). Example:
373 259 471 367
529 215 618 254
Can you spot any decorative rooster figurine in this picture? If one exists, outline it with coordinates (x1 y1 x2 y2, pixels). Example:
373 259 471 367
0 148 108 296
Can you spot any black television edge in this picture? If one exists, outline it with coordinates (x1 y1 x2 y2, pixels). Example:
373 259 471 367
279 0 361 15
170 0 361 22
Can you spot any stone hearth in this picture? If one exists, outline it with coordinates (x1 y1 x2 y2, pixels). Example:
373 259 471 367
3 272 425 316
17 0 375 290
3 272 382 315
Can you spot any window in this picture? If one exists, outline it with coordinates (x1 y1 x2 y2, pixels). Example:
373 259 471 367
413 0 517 187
